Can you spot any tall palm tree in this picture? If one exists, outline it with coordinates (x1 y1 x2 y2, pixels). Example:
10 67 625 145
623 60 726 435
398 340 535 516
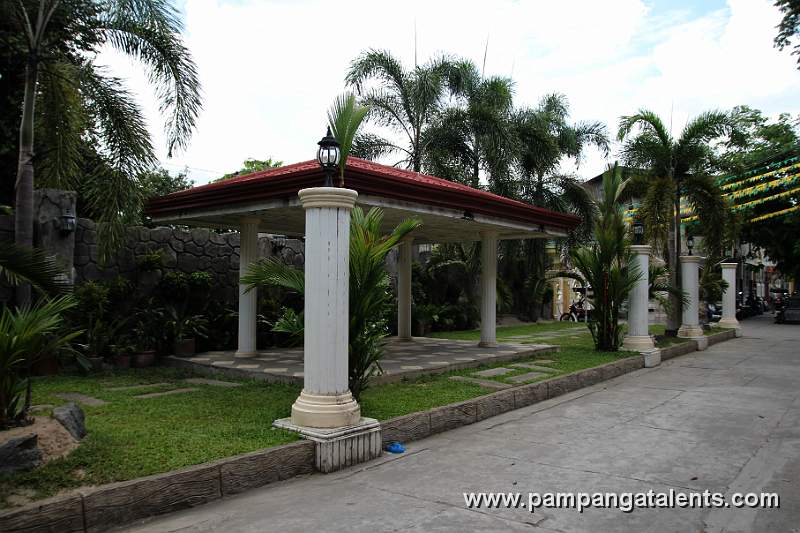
422 60 514 188
501 94 608 320
617 109 731 334
7 0 202 306
345 49 454 172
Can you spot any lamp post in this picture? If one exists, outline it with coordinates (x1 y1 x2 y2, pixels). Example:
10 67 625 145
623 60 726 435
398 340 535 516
686 234 695 256
317 127 340 187
624 218 656 360
633 219 644 246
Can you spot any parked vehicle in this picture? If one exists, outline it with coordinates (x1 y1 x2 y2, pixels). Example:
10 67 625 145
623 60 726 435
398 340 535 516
560 290 592 322
706 302 722 323
775 296 800 324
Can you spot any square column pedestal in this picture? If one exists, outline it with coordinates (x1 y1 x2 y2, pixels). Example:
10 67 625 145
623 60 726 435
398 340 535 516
677 255 708 350
273 187 381 473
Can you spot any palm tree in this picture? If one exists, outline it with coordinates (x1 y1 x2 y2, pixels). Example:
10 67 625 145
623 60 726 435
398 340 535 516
345 49 454 172
422 60 514 187
6 0 202 306
327 92 369 187
617 109 731 334
501 94 608 320
559 165 641 351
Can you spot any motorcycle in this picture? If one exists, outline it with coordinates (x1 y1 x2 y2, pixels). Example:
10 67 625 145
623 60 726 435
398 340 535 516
560 297 591 322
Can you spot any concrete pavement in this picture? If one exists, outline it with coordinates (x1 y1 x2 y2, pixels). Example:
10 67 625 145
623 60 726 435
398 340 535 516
123 316 799 532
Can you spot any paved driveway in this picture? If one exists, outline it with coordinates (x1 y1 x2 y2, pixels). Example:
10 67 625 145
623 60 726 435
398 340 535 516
125 317 799 533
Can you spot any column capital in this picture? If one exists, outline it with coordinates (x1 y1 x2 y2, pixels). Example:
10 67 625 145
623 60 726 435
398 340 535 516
629 244 651 255
679 255 703 264
720 262 738 269
298 187 357 210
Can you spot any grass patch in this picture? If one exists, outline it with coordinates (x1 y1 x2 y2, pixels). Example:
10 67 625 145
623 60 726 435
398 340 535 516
0 320 638 508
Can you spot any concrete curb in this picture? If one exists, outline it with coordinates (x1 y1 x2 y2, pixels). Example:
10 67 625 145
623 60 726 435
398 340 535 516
1 329 737 532
0 441 314 533
660 328 736 361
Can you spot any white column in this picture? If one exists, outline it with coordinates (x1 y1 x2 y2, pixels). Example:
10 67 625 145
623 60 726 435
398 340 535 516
677 255 704 338
235 217 260 358
479 231 498 348
397 236 413 341
623 245 655 352
719 262 740 330
291 187 360 429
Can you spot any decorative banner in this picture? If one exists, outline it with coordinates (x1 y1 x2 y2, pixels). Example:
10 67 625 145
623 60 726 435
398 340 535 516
720 162 800 191
749 204 800 223
718 155 800 185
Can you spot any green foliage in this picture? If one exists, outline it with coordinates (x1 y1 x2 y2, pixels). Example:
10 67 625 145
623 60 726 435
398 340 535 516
346 49 456 171
0 297 80 428
328 93 369 185
134 167 193 225
562 165 641 351
217 158 283 181
6 0 202 258
244 207 421 399
774 0 800 68
0 242 71 296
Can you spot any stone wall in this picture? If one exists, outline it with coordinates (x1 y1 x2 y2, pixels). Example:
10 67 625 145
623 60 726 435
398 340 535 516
0 209 305 307
73 220 305 304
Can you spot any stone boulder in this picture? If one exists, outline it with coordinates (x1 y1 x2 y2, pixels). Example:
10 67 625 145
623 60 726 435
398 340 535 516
52 403 86 440
0 434 42 474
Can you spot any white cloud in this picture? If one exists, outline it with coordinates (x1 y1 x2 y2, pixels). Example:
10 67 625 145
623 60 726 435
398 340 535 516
97 0 800 185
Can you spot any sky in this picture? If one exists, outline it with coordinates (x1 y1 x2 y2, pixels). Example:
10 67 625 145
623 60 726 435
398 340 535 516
98 0 800 185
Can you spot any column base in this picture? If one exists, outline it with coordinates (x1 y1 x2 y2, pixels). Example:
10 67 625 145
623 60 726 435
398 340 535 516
677 324 704 339
234 350 257 358
398 336 413 342
478 340 497 348
622 335 655 352
718 317 741 329
273 417 382 473
290 389 361 429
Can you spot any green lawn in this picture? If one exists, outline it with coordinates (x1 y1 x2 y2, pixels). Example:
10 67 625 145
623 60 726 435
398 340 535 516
1 320 638 508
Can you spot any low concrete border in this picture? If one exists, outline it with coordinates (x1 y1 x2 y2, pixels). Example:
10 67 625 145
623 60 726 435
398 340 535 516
660 328 735 361
1 328 737 532
0 441 314 533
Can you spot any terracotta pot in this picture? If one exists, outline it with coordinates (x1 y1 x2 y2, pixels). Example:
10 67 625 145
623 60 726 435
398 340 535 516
114 354 131 368
87 356 104 372
131 350 156 368
174 338 196 357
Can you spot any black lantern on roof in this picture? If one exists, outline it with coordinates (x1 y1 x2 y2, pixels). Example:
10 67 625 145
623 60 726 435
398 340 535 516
316 127 340 187
632 218 644 245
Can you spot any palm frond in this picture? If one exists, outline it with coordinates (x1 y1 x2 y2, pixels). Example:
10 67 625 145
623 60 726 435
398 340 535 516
328 92 369 181
0 243 71 296
102 0 202 156
242 258 304 294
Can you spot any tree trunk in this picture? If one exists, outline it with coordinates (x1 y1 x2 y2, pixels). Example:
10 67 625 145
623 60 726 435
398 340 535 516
665 183 682 335
14 55 38 308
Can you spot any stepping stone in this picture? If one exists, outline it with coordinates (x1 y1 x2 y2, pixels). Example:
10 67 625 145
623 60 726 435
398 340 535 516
507 371 548 384
534 359 555 364
235 364 260 369
54 393 107 406
212 360 235 366
454 357 476 361
510 363 557 373
293 372 304 378
29 404 53 413
473 367 514 378
188 357 210 363
401 365 424 370
184 378 241 388
449 376 512 390
134 388 198 399
108 383 171 391
262 367 289 373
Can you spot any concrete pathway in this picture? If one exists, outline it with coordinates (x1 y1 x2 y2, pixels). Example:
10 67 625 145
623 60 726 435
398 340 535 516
168 337 553 385
124 317 799 533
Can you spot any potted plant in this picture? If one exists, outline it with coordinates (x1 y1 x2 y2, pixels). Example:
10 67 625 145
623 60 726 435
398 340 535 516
112 342 134 368
130 305 164 367
166 306 208 356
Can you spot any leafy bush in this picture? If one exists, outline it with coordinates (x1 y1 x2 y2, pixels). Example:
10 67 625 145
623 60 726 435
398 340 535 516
0 297 81 428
